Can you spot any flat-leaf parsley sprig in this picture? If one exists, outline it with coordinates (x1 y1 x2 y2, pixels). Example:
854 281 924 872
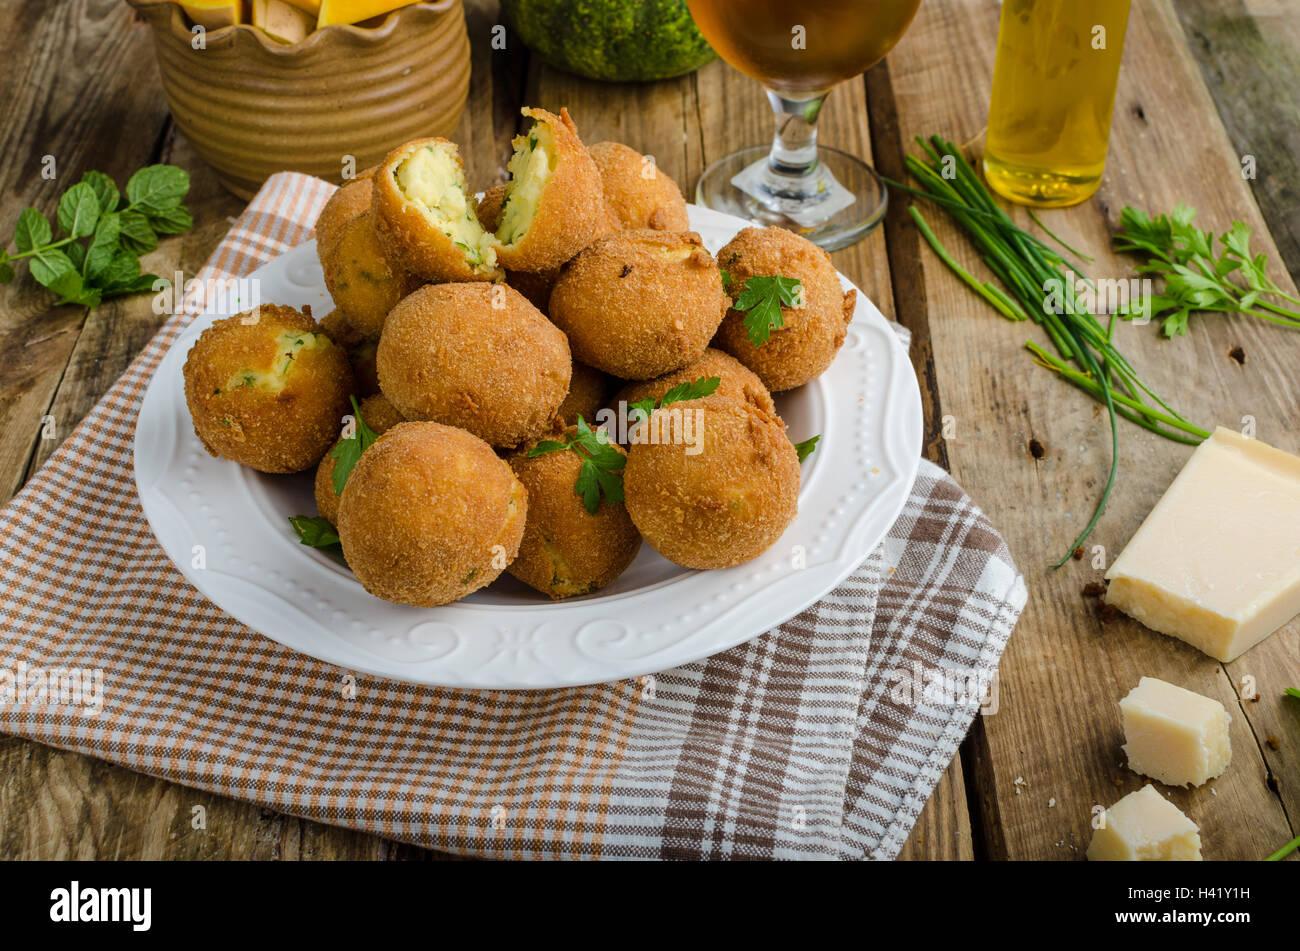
1115 205 1300 337
1 165 192 308
329 396 381 495
730 275 804 346
626 374 721 423
528 416 626 515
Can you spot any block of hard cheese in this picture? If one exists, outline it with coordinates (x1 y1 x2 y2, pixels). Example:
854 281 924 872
1087 785 1202 861
180 1 244 29
1105 427 1300 661
1120 677 1231 787
253 0 316 42
317 0 417 27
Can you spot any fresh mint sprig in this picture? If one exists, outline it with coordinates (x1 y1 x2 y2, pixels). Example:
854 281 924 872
0 165 192 308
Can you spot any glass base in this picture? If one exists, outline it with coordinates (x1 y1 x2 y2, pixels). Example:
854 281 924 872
695 145 887 251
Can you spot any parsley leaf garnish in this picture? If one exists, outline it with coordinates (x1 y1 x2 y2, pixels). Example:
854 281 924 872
329 395 381 495
730 275 803 346
288 515 340 548
527 416 626 514
792 435 820 462
627 375 721 427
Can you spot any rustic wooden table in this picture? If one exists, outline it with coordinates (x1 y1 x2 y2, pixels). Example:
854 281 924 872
1 0 1296 860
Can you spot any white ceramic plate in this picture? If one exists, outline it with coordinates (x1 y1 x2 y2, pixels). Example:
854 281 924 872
134 205 922 688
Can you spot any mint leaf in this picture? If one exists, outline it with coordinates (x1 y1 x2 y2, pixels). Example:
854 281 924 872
84 213 121 281
80 170 120 216
0 260 13 284
731 275 803 347
289 515 340 548
57 183 100 239
14 208 51 253
28 248 76 288
116 210 158 254
792 434 820 462
126 165 190 213
98 251 141 290
149 205 193 235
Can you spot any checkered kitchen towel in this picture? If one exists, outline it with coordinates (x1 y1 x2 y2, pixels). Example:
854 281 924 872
0 173 1025 860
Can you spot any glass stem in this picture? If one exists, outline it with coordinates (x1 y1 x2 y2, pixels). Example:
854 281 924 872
766 90 827 185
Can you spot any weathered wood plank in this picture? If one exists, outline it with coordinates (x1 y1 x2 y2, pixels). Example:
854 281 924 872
884 0 1298 859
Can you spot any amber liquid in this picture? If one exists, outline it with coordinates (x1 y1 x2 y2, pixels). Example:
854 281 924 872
687 0 922 96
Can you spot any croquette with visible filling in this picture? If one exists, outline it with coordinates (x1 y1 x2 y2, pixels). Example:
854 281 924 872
376 282 571 448
493 107 608 273
713 226 856 392
549 229 728 380
373 138 503 283
623 393 799 569
337 421 527 607
183 305 355 474
314 393 406 526
588 141 690 232
506 429 641 599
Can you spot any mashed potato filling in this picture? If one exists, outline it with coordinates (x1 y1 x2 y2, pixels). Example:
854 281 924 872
224 330 325 394
497 123 555 247
395 144 498 274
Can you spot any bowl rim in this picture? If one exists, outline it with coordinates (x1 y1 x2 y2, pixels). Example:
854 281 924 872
128 0 461 55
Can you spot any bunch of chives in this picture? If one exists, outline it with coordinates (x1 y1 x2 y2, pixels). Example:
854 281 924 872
884 136 1209 567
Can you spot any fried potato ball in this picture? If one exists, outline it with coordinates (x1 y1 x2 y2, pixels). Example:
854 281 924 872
183 305 355 474
318 308 366 349
549 229 728 380
612 348 776 427
588 141 690 232
623 393 799 569
337 421 527 607
314 393 405 526
376 283 571 448
713 226 857 392
556 361 610 426
319 202 421 338
314 167 375 252
505 430 641 599
494 107 608 273
372 137 504 283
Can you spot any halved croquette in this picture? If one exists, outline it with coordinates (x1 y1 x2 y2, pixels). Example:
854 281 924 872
182 305 355 473
337 421 527 607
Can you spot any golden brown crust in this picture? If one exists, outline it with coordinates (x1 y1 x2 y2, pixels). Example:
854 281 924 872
314 393 405 526
376 283 571 448
612 348 776 430
556 361 609 427
319 207 421 338
318 308 367 349
337 421 527 607
588 141 690 232
371 138 503 283
548 229 728 380
182 305 355 474
623 394 799 569
314 168 375 253
712 226 856 392
494 107 608 273
474 183 508 232
505 432 641 599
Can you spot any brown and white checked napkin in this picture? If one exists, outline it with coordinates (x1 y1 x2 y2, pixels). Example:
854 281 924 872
0 173 1026 860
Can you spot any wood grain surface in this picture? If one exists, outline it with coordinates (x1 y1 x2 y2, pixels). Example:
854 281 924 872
0 0 1295 860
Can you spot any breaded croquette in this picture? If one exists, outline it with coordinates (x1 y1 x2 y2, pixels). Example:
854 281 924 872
182 305 355 473
713 226 856 392
549 229 728 380
376 283 571 448
505 429 641 599
623 393 799 569
612 347 776 426
372 138 504 283
555 361 610 426
588 141 690 232
337 421 527 607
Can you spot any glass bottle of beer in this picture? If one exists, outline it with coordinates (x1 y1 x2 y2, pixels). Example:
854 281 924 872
983 0 1132 207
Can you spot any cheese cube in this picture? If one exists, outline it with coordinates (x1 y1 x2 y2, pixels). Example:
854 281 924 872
252 0 316 42
1105 427 1300 661
281 0 321 12
1087 785 1202 861
317 0 417 27
180 1 244 29
1120 677 1231 787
